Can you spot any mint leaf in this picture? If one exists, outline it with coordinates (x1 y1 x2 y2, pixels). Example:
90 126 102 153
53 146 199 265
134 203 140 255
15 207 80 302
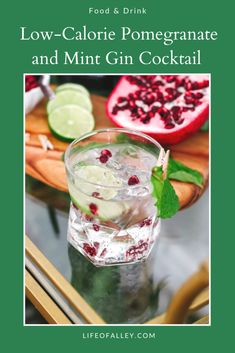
168 158 203 188
151 166 179 219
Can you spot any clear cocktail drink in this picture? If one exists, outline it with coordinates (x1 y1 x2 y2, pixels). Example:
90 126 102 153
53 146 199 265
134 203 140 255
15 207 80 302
65 128 164 266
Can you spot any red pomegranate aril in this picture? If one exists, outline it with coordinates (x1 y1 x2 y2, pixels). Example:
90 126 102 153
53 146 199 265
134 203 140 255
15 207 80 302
155 80 164 86
151 106 159 114
98 155 109 163
194 92 204 99
165 122 175 129
159 107 170 119
141 115 151 124
164 75 176 83
148 111 155 118
175 77 185 87
92 192 102 199
144 93 155 105
25 75 39 92
101 149 112 157
156 91 164 102
89 203 98 215
117 97 127 103
93 224 100 232
145 218 152 226
192 80 209 90
126 240 149 259
171 106 181 117
177 118 184 125
185 81 192 91
128 175 140 186
140 218 152 227
83 243 97 257
112 106 119 115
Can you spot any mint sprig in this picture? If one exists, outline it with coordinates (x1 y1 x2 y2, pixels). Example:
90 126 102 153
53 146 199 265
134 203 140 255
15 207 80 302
168 158 203 188
151 166 180 219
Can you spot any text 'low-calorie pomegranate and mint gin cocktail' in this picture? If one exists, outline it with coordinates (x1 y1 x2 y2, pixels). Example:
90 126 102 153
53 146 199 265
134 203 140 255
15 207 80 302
65 128 165 266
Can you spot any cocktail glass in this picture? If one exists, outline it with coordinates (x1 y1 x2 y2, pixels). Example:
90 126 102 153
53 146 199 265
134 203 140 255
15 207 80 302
65 128 164 266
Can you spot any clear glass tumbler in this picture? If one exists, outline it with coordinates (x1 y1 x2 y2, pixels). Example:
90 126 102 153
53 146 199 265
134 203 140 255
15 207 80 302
65 128 164 266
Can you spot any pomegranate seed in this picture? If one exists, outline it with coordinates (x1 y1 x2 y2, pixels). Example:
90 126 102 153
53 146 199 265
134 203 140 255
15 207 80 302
112 106 119 115
92 191 102 199
164 75 175 83
194 92 203 99
93 224 100 232
117 97 127 103
177 118 184 125
98 155 109 163
171 106 182 119
101 149 112 157
175 77 185 87
159 107 170 119
155 80 164 86
140 218 152 227
85 214 93 222
151 106 159 114
145 218 152 226
165 122 175 129
126 240 148 259
141 116 151 124
89 203 98 215
83 243 97 257
128 175 140 185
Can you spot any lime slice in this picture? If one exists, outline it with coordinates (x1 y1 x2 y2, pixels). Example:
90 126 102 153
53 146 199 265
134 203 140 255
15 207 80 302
48 105 94 141
75 165 123 200
56 83 90 97
69 165 127 220
47 90 92 114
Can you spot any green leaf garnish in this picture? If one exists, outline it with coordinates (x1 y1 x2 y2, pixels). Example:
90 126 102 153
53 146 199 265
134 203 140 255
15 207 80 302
151 166 179 219
168 158 203 188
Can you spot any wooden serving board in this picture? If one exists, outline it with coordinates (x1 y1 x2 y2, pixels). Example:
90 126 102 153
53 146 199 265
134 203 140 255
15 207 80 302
25 95 209 209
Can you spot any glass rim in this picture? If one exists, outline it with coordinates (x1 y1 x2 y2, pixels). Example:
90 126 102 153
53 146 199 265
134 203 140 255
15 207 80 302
64 128 164 190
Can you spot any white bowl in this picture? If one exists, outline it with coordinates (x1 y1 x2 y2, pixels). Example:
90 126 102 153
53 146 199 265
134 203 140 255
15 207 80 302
25 75 50 114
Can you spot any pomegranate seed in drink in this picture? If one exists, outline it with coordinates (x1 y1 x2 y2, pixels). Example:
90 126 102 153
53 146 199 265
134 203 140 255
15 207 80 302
128 175 140 186
89 203 98 215
101 149 112 157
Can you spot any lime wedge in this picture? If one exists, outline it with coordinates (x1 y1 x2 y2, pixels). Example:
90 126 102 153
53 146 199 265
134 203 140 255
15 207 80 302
56 83 90 97
69 165 127 220
47 90 92 114
48 104 95 141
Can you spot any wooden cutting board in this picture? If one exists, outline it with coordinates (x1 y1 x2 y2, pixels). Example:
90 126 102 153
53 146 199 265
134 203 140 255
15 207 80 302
25 95 209 209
